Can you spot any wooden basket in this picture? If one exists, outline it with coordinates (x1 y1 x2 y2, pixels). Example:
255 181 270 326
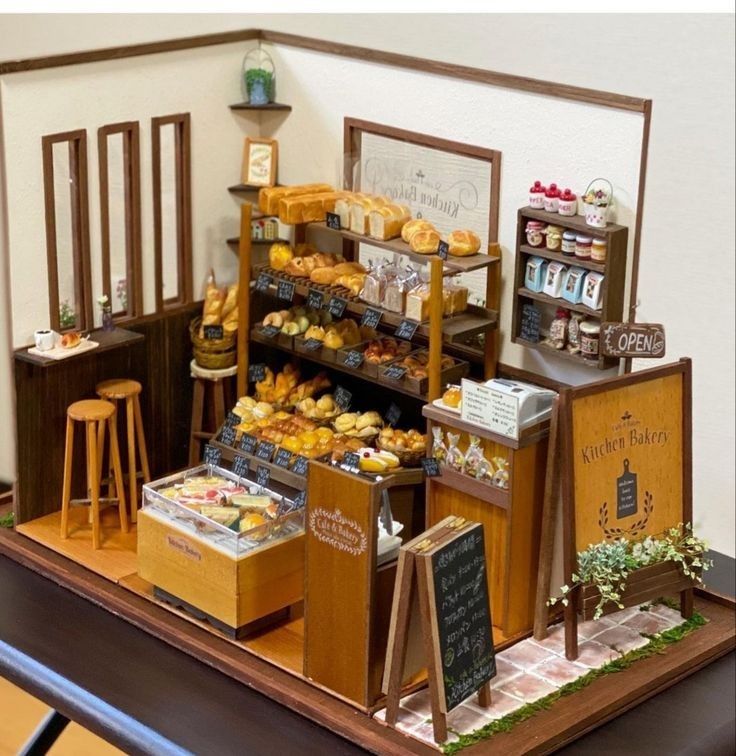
377 440 425 468
190 317 237 370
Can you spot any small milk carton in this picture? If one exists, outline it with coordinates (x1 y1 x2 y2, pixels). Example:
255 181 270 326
561 266 587 305
542 261 567 299
524 256 547 293
581 272 605 310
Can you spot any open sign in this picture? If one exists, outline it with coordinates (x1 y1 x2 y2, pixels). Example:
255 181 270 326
600 322 666 359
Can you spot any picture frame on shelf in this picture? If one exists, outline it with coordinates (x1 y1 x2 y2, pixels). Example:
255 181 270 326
241 137 278 187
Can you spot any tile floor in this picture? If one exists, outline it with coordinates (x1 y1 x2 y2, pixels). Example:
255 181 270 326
374 602 685 750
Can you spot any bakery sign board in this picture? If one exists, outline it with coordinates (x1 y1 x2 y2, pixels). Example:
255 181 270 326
562 359 691 553
600 322 666 359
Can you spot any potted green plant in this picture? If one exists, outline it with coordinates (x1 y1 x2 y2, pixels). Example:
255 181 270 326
242 48 275 106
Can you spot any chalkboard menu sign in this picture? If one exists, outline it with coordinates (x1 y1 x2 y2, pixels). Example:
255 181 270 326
437 240 449 261
342 451 360 470
249 363 267 382
307 289 324 310
231 454 249 479
420 457 441 477
277 280 295 302
302 338 323 352
424 524 495 711
273 447 293 469
326 211 341 230
218 424 236 447
202 444 222 466
260 324 280 339
327 296 347 318
383 365 407 381
334 385 352 411
385 402 401 426
343 350 364 369
255 465 270 489
520 303 541 343
239 433 257 455
293 489 307 510
291 455 309 476
361 307 382 329
225 411 240 428
256 272 273 293
395 320 418 341
255 441 275 461
203 324 224 340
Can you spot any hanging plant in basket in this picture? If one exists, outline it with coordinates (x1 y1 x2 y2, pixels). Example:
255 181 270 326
549 524 711 620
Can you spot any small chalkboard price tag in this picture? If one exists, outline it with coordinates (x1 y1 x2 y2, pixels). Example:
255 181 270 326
343 451 360 470
231 454 249 479
302 338 323 352
260 324 280 339
343 350 364 369
437 240 449 261
218 424 236 447
334 385 352 411
520 303 542 343
248 363 267 382
255 272 273 293
326 211 341 230
420 457 441 477
255 465 271 489
273 447 293 469
291 455 309 476
225 411 240 428
307 289 324 311
395 319 419 341
202 444 222 467
293 490 307 510
361 307 382 329
277 280 295 302
255 441 275 461
327 296 347 318
385 402 402 426
383 365 407 381
203 324 224 340
239 433 257 455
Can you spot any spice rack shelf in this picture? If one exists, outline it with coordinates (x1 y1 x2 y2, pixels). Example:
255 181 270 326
229 102 293 112
511 206 628 370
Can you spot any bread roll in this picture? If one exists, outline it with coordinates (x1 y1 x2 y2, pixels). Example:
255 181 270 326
259 184 333 216
334 261 366 276
284 257 309 277
448 229 481 257
349 196 389 234
401 219 435 244
409 229 441 255
310 267 339 285
278 191 349 225
335 193 368 229
368 204 411 241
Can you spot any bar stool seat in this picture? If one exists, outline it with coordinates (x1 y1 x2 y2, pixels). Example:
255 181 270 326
96 378 150 524
60 399 128 549
189 360 238 466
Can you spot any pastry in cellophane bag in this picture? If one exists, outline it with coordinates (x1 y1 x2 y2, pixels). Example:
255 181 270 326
446 432 465 472
491 457 510 489
431 426 447 463
464 435 485 478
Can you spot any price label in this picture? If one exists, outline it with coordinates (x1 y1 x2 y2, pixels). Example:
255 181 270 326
260 324 280 338
232 454 249 479
307 289 324 310
385 402 402 426
293 490 307 510
361 307 382 329
248 363 267 382
291 455 309 476
273 448 293 469
343 350 364 369
255 441 275 461
302 338 323 352
256 272 273 293
256 465 271 489
343 451 360 469
239 433 257 455
420 457 442 477
277 280 295 302
334 385 352 411
383 365 407 381
395 320 419 340
437 240 449 260
326 211 341 230
327 296 347 318
203 324 224 340
225 411 240 428
218 424 236 446
203 444 222 466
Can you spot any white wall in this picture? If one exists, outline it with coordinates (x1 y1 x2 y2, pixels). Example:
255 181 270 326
0 14 733 558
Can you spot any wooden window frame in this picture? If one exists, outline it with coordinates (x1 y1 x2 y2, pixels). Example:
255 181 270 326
42 129 92 332
98 121 143 321
151 113 192 312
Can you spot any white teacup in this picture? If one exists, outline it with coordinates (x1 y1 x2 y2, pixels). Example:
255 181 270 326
34 329 58 351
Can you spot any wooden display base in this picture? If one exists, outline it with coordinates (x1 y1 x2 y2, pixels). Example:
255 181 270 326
0 527 734 754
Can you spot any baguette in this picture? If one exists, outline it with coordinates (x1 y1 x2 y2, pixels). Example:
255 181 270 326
448 229 481 257
278 191 349 225
349 195 390 235
368 204 411 241
258 183 333 216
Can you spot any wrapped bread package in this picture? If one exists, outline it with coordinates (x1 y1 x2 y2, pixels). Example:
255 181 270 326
278 191 349 225
349 195 390 234
258 183 334 216
368 204 411 241
405 283 431 322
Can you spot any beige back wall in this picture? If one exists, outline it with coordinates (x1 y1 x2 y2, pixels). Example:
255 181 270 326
0 14 733 558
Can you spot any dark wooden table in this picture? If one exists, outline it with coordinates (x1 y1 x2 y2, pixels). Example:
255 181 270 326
0 551 733 755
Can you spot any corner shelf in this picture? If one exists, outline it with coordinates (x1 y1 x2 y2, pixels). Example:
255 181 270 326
229 102 292 112
228 183 283 194
227 236 290 248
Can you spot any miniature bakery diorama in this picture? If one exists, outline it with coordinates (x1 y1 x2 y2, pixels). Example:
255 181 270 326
1 27 732 755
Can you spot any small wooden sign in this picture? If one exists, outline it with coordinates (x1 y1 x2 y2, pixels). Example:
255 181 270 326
361 307 382 329
203 324 224 340
437 240 449 260
218 424 236 447
600 322 666 358
255 441 275 461
273 447 293 469
307 289 324 310
231 454 249 479
327 296 347 318
334 385 352 411
343 350 364 369
239 433 257 455
383 365 407 381
202 444 222 466
342 451 360 470
520 303 541 343
277 280 296 302
326 211 341 230
291 455 309 476
255 272 273 293
255 465 271 489
302 338 323 352
420 457 441 477
395 319 419 341
260 324 280 338
248 363 267 382
225 411 240 428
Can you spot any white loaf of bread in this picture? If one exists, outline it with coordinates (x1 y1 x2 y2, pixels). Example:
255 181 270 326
368 204 411 241
349 195 390 235
335 193 368 229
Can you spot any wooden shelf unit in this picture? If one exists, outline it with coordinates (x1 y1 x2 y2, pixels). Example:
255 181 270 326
511 206 628 370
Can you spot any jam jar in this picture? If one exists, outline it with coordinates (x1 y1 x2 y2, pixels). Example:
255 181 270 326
575 234 592 260
580 320 601 360
525 220 546 247
545 225 564 251
561 230 577 256
591 238 607 262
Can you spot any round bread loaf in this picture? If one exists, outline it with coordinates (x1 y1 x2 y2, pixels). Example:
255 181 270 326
401 219 435 243
409 229 441 254
448 229 481 257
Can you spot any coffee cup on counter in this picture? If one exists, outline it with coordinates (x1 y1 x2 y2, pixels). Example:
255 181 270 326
34 329 58 351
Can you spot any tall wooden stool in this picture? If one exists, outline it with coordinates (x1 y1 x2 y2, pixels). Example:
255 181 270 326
60 399 128 549
189 359 238 466
96 379 150 524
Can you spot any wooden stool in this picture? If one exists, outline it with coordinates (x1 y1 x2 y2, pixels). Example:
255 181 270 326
96 379 150 524
60 399 128 549
189 360 238 466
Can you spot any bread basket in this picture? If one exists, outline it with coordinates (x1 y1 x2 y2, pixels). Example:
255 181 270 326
190 317 237 370
376 440 425 468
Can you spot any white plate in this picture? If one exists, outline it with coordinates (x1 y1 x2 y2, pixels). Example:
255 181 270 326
431 397 461 414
